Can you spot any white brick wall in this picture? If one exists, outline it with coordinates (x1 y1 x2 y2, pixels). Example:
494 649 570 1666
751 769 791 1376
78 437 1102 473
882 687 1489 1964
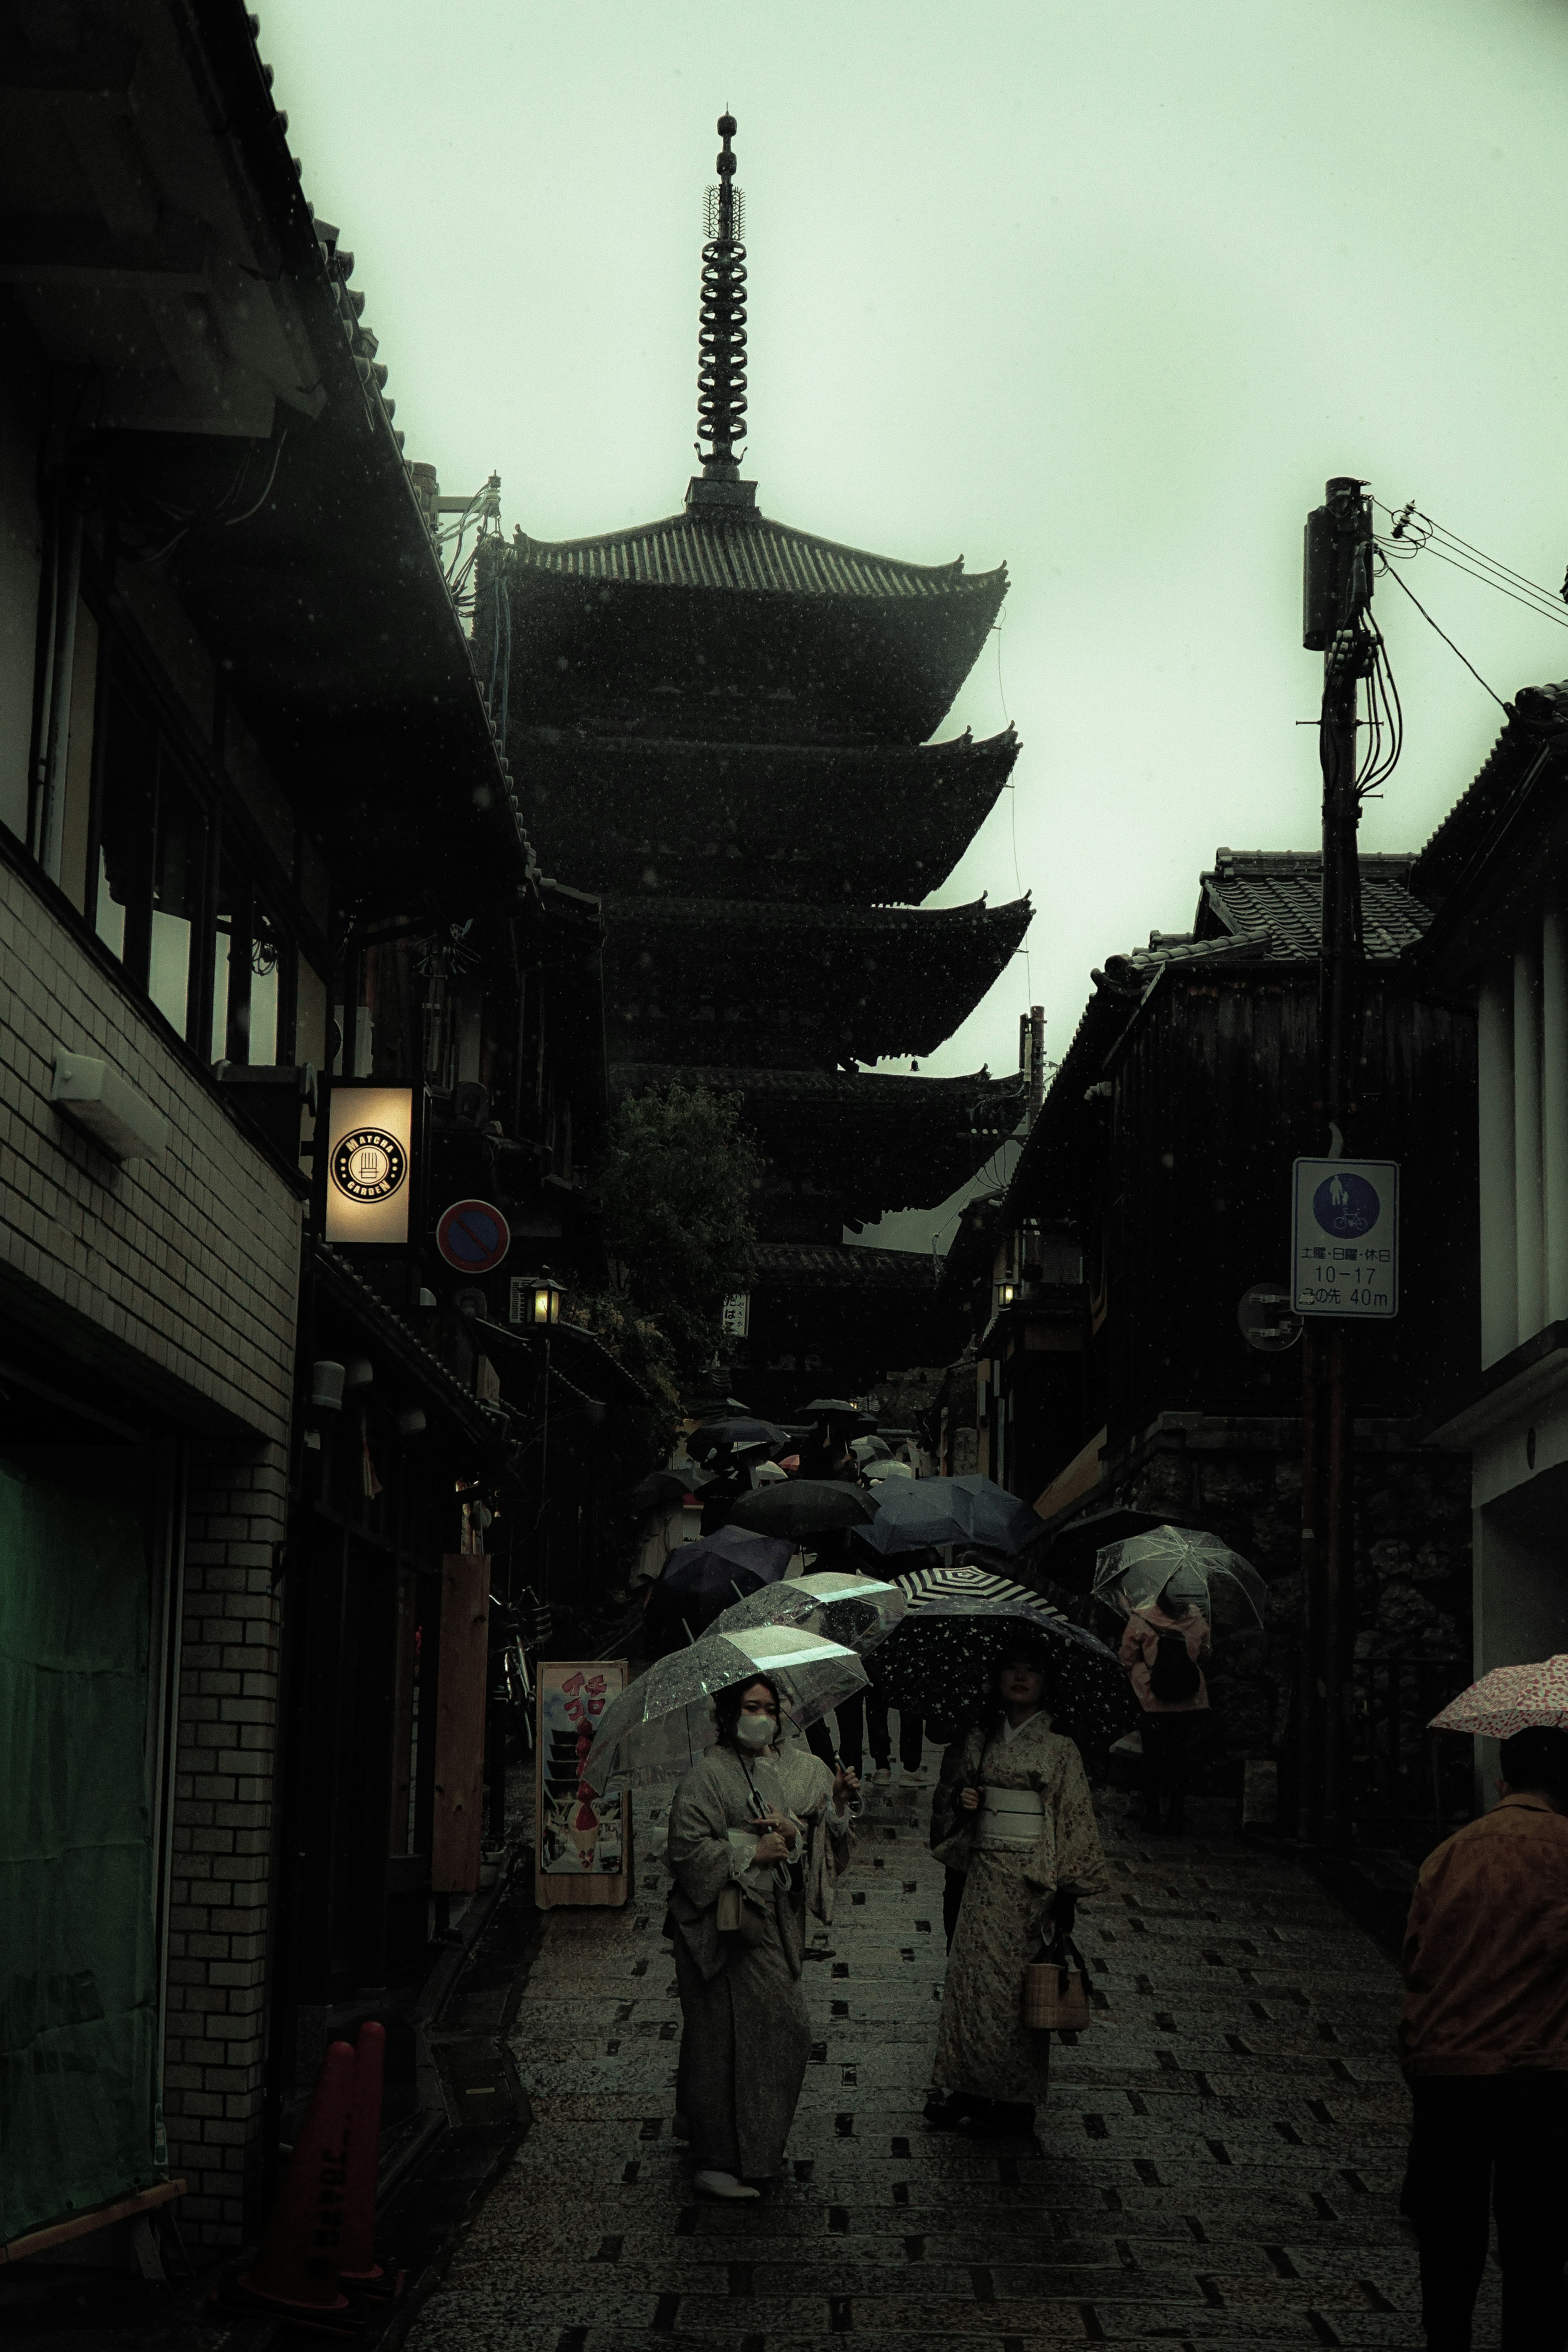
163 1444 289 2243
0 858 301 1441
0 858 305 2245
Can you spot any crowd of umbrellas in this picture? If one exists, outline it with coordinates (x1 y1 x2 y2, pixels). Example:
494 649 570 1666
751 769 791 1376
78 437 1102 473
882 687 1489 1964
589 1405 1568 1799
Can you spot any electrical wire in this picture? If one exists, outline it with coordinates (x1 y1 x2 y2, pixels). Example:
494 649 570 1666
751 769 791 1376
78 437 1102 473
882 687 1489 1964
1376 561 1510 712
991 609 1031 996
1374 497 1568 631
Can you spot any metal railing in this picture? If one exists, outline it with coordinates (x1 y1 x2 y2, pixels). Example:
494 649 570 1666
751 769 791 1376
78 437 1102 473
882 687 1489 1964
1351 1656 1473 1831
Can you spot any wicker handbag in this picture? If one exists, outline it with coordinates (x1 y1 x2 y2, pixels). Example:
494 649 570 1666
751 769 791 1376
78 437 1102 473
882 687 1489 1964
1022 1935 1092 2032
716 1881 772 1949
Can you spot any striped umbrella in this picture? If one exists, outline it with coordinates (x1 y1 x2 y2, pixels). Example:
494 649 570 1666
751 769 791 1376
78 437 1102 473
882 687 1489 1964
1428 1655 1568 1739
894 1561 1043 1610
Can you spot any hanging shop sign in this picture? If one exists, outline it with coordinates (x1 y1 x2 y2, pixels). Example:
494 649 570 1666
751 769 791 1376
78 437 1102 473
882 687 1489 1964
325 1084 415 1247
535 1659 631 1910
722 1292 751 1339
436 1198 512 1275
1290 1156 1399 1318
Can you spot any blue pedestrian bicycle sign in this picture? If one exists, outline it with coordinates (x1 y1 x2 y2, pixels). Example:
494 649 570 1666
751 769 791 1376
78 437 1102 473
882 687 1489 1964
1291 1156 1399 1318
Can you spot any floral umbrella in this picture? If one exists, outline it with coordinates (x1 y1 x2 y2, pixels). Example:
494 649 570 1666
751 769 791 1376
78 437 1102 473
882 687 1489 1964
1428 1655 1568 1739
872 1595 1136 1751
709 1568 909 1657
1091 1524 1267 1626
580 1622 868 1792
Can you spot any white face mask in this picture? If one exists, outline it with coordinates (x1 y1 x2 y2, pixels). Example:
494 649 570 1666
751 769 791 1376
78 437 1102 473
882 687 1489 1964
735 1711 777 1751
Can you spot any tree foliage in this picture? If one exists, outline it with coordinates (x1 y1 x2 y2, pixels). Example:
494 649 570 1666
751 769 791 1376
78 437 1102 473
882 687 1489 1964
592 1080 761 1373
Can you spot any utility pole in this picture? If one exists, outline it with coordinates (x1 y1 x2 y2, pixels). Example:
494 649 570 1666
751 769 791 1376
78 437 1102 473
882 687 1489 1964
1298 477 1374 1851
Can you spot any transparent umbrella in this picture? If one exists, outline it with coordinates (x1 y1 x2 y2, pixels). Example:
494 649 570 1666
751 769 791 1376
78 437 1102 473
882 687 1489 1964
580 1622 869 1791
1091 1524 1267 1626
709 1568 909 1657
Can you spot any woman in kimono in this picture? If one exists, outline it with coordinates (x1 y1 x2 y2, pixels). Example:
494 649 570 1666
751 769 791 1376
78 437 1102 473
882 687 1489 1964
927 1638 1110 2136
664 1677 857 2199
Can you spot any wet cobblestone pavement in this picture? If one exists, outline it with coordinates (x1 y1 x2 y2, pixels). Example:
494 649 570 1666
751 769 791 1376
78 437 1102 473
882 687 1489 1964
402 1770 1479 2352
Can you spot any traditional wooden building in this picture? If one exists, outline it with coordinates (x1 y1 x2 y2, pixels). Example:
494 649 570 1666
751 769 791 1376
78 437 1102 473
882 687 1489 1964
0 2 630 2265
947 848 1476 1807
479 116 1029 1406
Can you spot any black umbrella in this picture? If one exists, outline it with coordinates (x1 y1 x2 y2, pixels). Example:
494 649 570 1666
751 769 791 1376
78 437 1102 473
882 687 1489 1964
661 1528 795 1596
690 1416 789 1458
728 1480 879 1539
873 1596 1136 1753
629 1468 691 1517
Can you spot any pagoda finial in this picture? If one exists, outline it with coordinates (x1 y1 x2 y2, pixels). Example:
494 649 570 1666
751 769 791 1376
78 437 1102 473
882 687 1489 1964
691 110 753 508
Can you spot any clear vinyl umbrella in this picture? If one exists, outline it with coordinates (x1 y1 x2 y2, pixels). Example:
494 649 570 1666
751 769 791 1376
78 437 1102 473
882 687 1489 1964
1091 1524 1267 1626
580 1622 869 1791
709 1568 908 1657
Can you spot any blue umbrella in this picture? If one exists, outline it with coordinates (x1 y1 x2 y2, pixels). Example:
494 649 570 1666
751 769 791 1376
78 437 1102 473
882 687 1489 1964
855 1475 1043 1558
644 1528 797 1655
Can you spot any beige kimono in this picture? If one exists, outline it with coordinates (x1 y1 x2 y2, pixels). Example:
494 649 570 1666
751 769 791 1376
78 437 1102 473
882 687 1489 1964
664 1740 853 2178
932 1714 1109 2105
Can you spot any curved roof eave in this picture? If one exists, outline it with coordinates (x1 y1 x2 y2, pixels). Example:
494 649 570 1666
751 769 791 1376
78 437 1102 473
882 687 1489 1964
507 508 1009 602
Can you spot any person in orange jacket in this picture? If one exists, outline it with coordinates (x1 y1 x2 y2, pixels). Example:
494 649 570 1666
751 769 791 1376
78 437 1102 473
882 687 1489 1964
1398 1723 1568 2350
1117 1583 1210 1833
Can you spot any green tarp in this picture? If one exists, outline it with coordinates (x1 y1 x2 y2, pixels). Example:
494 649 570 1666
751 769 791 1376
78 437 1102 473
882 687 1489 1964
0 1451 163 2246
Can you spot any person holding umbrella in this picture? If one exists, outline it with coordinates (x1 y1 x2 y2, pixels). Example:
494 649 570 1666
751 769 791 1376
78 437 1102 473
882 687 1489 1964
664 1675 859 2200
1117 1581 1211 1834
925 1633 1109 2138
1399 1668 1568 2349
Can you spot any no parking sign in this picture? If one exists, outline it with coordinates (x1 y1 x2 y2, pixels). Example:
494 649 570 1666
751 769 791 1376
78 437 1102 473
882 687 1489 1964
436 1198 512 1275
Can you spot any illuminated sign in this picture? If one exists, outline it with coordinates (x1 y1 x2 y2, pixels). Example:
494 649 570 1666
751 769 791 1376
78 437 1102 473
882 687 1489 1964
325 1086 414 1246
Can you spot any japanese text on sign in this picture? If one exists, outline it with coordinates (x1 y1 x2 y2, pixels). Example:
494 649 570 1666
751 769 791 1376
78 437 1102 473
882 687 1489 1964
1290 1157 1399 1319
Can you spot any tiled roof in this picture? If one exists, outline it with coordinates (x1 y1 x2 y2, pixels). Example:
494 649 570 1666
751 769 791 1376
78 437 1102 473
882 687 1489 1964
1197 851 1432 962
508 510 1004 601
752 1243 938 1292
610 1066 1021 1107
1411 682 1568 911
606 894 1031 942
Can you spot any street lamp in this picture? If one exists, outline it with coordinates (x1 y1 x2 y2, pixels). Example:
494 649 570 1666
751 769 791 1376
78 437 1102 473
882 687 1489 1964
512 1271 564 1327
998 1280 1016 1309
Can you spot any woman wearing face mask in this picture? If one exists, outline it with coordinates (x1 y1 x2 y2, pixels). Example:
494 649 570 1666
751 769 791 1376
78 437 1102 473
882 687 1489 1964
664 1677 858 2199
927 1640 1109 2137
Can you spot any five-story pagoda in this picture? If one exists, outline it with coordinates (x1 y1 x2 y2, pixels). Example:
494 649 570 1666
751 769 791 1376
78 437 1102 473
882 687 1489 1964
478 116 1031 1408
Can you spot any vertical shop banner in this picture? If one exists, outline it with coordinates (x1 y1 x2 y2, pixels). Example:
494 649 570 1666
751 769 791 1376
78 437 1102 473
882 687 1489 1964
535 1660 631 1909
324 1084 415 1247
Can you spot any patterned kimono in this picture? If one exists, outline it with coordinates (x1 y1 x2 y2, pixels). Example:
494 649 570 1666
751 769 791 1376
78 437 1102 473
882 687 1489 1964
664 1740 853 2178
930 1713 1110 2105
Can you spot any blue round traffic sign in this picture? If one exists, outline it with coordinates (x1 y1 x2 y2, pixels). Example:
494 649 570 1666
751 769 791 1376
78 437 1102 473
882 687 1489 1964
436 1198 511 1274
1312 1172 1379 1238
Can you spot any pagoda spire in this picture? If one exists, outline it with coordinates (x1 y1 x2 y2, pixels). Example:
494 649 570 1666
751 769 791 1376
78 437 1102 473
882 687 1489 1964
690 112 755 512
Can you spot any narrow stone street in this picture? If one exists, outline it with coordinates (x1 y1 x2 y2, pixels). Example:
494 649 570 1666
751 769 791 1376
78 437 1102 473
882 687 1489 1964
401 1763 1470 2352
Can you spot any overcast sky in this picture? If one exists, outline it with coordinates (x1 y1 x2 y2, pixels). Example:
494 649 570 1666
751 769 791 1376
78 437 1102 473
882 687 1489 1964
265 0 1568 1111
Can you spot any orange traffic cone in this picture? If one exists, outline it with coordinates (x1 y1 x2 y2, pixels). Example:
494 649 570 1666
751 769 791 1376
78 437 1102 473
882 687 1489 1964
237 2038 356 2318
339 2020 392 2290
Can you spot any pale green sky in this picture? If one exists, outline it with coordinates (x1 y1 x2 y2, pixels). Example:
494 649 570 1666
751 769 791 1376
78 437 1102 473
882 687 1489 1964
264 0 1568 1096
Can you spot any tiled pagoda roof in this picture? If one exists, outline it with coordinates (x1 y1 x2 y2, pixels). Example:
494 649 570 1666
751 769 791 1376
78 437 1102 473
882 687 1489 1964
509 508 1005 602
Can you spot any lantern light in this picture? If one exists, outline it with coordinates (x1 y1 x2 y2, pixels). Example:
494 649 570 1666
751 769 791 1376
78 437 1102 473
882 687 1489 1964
510 1271 564 1327
998 1281 1016 1308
